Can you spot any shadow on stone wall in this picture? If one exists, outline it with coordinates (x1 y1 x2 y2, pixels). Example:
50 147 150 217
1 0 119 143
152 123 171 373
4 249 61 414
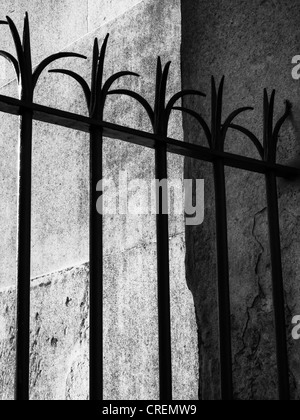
181 0 300 400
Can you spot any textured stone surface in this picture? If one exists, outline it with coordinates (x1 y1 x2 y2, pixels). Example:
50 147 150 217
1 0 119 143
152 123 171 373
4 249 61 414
0 0 89 87
88 0 145 32
0 0 184 287
0 265 89 400
0 0 152 87
182 0 300 400
0 0 199 400
0 252 197 400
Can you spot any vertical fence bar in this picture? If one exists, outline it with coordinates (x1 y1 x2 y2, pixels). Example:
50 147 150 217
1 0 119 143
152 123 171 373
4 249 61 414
155 143 172 400
15 109 33 400
265 171 290 400
213 159 233 401
89 126 103 400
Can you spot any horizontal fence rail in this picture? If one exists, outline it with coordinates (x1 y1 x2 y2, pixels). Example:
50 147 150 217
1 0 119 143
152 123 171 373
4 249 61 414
0 94 299 177
0 13 296 401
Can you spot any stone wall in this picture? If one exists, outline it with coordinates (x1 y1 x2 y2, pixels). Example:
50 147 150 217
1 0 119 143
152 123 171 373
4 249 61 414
182 0 300 400
0 0 198 400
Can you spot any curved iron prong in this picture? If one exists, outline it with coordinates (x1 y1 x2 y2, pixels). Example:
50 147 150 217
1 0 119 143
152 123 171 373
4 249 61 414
6 16 27 86
108 88 154 126
95 35 109 98
173 106 212 148
155 60 171 134
222 107 254 142
102 71 139 97
227 124 264 159
165 89 206 115
164 90 206 134
269 100 292 163
263 89 269 155
217 76 225 129
91 34 109 116
158 61 171 111
154 57 163 113
90 38 100 114
22 12 32 77
32 52 86 89
211 76 218 145
268 90 276 138
49 69 91 107
273 100 292 143
0 50 20 81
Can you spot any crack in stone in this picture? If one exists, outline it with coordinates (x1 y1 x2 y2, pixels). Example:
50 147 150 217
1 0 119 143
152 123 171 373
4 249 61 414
233 207 269 399
239 207 267 346
79 283 89 344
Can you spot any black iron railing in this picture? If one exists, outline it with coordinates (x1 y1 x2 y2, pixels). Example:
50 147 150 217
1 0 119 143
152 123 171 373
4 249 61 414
0 13 296 400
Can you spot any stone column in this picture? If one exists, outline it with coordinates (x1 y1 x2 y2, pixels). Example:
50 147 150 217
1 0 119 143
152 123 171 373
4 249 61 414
0 0 198 400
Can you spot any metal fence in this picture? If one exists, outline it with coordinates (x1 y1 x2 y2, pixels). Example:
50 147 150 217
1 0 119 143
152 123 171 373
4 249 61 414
0 13 297 401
